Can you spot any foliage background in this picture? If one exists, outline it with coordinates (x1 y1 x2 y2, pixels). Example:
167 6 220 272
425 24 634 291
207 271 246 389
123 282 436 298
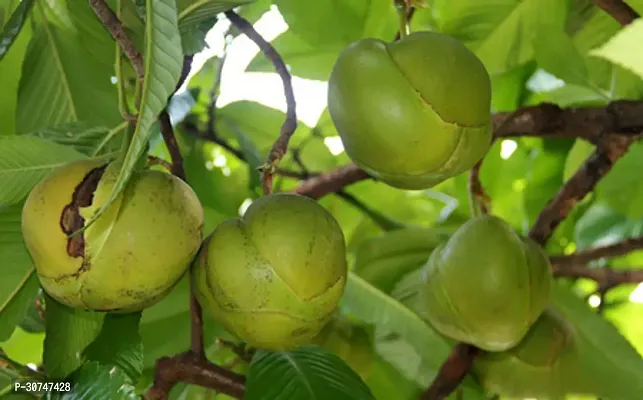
1 0 643 399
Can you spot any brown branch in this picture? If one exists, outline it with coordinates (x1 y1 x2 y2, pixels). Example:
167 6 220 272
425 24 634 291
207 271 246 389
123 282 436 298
552 264 643 286
158 111 186 181
224 10 297 195
89 0 144 80
529 133 635 245
594 0 639 26
293 164 372 200
468 160 490 215
550 235 643 266
145 353 246 400
420 344 481 400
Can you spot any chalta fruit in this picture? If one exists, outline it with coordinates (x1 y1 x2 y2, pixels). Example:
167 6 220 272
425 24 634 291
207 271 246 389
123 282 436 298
327 31 492 190
21 159 204 312
473 308 578 398
192 193 348 351
418 215 552 351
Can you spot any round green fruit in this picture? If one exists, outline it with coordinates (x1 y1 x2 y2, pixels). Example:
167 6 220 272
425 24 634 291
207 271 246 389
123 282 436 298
473 308 578 398
192 193 348 351
327 31 492 190
21 159 204 312
418 215 552 351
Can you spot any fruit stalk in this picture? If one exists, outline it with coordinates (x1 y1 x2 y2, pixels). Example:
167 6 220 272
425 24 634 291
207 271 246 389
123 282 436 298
394 0 410 39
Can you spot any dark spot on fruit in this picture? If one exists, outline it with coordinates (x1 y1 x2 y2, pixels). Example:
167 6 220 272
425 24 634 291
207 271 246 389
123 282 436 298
59 164 108 259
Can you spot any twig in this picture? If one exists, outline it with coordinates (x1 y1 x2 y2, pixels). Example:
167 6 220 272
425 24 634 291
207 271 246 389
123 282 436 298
550 235 643 266
224 10 297 195
89 0 144 80
158 111 186 181
293 164 372 199
552 264 643 286
145 353 246 400
529 134 635 245
467 160 490 216
147 155 173 172
594 0 639 26
420 344 481 400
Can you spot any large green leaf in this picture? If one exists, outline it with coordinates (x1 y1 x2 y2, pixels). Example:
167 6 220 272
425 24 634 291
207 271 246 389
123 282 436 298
339 273 482 396
590 18 643 81
246 345 375 400
533 27 590 87
0 0 32 136
0 136 89 206
83 0 184 230
550 283 643 399
0 0 35 61
596 142 643 218
0 203 38 342
24 121 126 157
42 295 104 379
83 313 144 382
15 1 120 134
246 0 397 80
49 361 137 399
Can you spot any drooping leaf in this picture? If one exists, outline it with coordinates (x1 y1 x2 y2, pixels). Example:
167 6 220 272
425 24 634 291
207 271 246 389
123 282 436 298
0 203 39 342
0 136 89 207
82 0 184 230
590 18 643 81
42 295 104 379
177 0 253 32
49 361 137 400
246 345 375 400
83 312 144 382
0 0 35 61
15 1 120 134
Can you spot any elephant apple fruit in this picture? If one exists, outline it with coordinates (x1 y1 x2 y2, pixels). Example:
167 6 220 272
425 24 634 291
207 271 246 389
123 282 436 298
192 193 348 351
327 31 492 190
418 215 552 351
21 159 204 312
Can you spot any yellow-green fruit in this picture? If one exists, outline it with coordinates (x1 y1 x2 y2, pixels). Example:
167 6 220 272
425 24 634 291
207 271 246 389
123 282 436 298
327 31 492 190
473 309 579 398
419 215 552 351
192 193 348 351
21 159 204 312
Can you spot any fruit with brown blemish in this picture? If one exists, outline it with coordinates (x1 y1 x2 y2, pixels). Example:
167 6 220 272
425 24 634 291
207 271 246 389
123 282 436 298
192 193 348 351
21 159 204 312
327 31 493 189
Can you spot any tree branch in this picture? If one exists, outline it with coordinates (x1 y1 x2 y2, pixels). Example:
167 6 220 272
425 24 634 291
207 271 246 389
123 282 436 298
145 353 246 400
594 0 639 26
224 10 297 195
293 164 372 199
420 344 481 400
89 0 144 80
550 235 643 266
552 265 643 286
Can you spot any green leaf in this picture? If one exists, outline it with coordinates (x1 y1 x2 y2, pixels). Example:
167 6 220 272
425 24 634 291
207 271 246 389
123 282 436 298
0 204 39 342
16 1 120 134
177 0 253 32
24 121 126 157
533 28 590 87
0 0 35 61
225 120 263 194
596 141 643 218
83 313 144 382
339 273 481 395
82 0 184 231
246 345 375 400
49 361 137 400
42 295 104 379
590 18 643 80
0 0 32 136
551 283 643 399
0 136 89 206
563 139 595 182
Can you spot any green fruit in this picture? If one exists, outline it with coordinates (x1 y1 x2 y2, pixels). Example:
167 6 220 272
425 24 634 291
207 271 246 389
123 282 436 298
193 193 348 351
21 159 204 312
327 31 492 190
473 308 579 398
418 215 552 351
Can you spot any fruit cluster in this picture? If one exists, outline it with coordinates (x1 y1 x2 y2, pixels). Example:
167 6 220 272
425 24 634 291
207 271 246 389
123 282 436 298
20 24 576 398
